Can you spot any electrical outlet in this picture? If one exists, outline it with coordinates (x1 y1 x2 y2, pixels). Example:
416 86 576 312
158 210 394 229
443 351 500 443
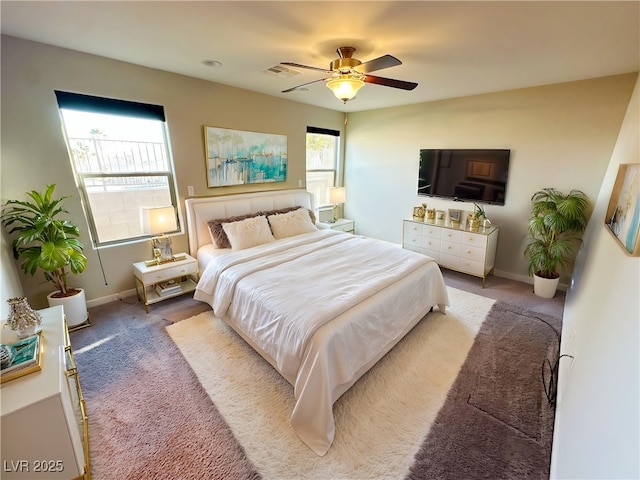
187 185 194 196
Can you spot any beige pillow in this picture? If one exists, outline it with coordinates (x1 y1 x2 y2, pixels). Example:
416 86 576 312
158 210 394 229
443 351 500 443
222 215 275 251
207 212 257 248
268 208 317 240
207 206 315 248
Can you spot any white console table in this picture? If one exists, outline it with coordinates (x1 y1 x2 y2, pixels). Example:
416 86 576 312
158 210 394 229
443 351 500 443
403 219 499 287
1 306 90 479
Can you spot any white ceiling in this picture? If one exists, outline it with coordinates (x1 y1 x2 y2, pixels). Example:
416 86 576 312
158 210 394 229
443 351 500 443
1 1 638 112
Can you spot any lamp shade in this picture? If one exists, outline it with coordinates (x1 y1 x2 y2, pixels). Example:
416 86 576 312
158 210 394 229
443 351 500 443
141 206 177 235
326 76 365 103
329 187 346 204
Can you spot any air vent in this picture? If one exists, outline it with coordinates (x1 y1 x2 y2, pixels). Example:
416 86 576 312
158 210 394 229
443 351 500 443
263 64 302 79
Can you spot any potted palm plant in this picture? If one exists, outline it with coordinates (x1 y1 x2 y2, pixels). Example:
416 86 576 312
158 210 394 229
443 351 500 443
1 184 89 327
524 187 589 298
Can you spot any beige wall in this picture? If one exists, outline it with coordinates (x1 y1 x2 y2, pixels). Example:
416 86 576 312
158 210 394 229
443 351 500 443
1 35 344 308
1 230 24 318
345 74 637 285
551 78 639 479
1 34 637 306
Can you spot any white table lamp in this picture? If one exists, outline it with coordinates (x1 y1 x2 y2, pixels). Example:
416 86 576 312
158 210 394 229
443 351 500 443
328 187 346 223
141 206 178 264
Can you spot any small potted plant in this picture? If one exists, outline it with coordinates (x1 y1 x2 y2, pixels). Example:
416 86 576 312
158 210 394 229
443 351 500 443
467 203 486 232
524 187 589 298
1 184 89 327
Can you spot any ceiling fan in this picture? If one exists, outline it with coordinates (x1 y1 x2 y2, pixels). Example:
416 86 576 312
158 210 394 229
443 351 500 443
281 46 418 103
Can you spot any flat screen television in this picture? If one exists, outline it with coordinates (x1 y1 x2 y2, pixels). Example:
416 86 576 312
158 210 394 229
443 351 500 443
418 149 511 205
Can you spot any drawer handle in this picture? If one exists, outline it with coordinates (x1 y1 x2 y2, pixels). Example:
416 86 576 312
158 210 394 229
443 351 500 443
468 237 474 242
467 250 472 254
447 246 452 250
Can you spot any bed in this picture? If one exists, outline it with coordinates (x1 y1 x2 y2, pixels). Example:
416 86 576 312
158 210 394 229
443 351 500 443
185 189 449 456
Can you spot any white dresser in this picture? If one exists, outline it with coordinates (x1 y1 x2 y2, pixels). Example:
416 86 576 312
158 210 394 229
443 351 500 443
1 306 90 479
403 219 499 286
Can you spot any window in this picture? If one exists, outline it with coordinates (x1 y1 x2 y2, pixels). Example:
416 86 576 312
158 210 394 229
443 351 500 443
55 91 179 247
306 127 340 214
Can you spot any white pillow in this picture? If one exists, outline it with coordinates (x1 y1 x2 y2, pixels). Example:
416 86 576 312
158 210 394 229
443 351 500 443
222 215 275 251
268 208 317 239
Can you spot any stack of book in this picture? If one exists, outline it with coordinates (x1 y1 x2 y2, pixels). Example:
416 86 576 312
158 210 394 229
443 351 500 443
155 280 182 297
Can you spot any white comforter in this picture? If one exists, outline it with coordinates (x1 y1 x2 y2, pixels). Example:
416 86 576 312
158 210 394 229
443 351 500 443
194 229 449 455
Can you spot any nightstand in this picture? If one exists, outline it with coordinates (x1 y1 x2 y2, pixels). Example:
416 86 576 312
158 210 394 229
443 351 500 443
316 218 355 234
133 253 198 313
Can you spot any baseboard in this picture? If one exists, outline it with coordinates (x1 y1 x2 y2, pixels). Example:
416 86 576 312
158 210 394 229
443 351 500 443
493 269 532 285
493 269 569 291
86 288 137 308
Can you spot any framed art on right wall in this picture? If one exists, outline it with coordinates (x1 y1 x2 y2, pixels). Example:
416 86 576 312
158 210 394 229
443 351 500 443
605 163 640 256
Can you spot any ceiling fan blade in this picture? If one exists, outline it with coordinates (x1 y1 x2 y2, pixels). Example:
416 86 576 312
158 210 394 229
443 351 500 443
280 62 332 74
364 75 418 91
282 78 328 93
355 54 402 74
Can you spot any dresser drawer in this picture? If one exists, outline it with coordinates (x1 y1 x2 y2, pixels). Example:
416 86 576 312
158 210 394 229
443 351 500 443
441 241 462 256
404 232 422 248
404 222 424 236
459 258 485 276
333 222 354 233
422 238 441 251
439 253 461 270
144 261 197 283
460 245 486 263
462 232 487 248
423 225 442 239
441 229 463 243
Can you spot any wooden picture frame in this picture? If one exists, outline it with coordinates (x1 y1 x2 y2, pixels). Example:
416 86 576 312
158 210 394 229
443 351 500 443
605 163 640 256
204 126 287 187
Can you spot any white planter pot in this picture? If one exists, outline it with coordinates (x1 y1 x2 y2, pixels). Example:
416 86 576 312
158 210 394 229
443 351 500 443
533 274 560 299
47 288 88 327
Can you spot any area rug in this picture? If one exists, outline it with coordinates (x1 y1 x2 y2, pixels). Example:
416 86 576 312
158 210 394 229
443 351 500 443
166 287 495 480
407 299 560 480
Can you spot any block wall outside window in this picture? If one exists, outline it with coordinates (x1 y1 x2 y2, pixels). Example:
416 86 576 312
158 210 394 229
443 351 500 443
55 91 179 247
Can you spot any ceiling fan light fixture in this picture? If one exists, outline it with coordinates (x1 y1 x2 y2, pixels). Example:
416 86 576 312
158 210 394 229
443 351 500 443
326 76 365 103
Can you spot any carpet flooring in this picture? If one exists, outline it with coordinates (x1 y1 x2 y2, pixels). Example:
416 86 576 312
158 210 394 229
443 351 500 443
166 288 495 479
407 300 559 480
70 269 563 479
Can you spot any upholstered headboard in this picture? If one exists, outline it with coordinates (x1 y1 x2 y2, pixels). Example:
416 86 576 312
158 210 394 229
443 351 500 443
184 189 313 256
